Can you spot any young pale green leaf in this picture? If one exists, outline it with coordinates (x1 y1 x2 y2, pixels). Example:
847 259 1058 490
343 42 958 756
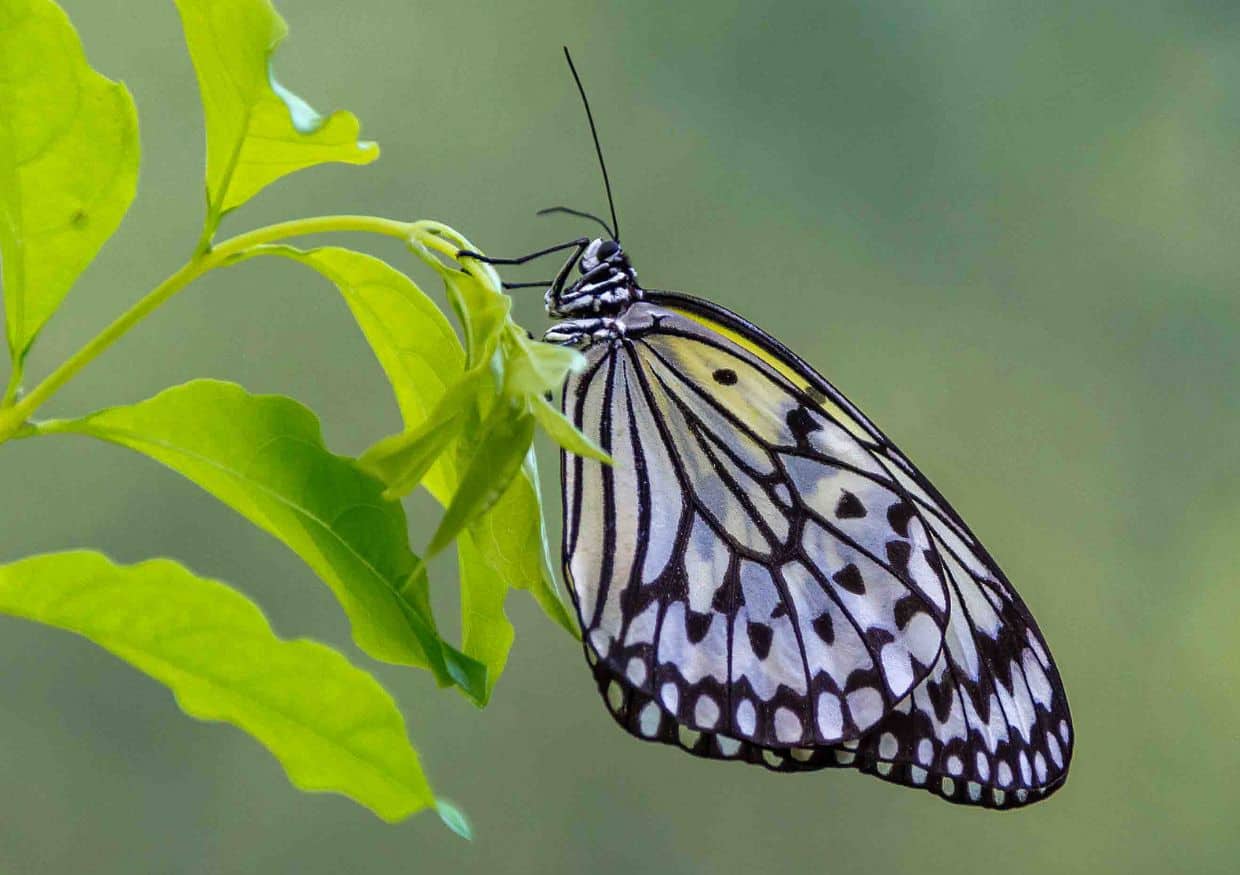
361 411 468 501
504 333 585 399
358 369 491 500
0 0 139 362
257 244 467 498
173 0 377 223
456 530 514 703
424 400 536 561
34 380 485 700
0 551 441 824
440 269 511 371
409 231 510 369
470 454 579 638
412 227 584 638
530 395 613 464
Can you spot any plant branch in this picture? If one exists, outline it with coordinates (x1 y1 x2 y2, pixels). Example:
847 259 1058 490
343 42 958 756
0 215 414 442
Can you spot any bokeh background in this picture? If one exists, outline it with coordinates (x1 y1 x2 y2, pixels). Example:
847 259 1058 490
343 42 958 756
1 1 1237 872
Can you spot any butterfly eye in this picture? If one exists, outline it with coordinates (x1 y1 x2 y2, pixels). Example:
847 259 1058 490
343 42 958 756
597 240 620 260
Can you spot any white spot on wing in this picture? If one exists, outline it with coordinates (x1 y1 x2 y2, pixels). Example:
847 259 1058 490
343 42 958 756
816 693 843 739
846 687 884 731
997 761 1013 787
625 601 659 647
694 694 720 729
878 732 898 759
736 700 757 736
774 708 802 744
639 702 660 737
660 682 679 714
975 752 991 781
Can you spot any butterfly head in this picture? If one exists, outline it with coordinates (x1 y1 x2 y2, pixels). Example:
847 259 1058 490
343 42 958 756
579 238 629 275
544 237 641 322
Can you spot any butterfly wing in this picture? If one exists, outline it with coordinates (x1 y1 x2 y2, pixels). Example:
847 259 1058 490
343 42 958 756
562 302 951 752
561 293 1074 809
564 293 1074 808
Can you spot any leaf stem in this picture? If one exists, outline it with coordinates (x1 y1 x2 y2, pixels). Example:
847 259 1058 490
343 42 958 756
0 215 414 442
1 364 22 408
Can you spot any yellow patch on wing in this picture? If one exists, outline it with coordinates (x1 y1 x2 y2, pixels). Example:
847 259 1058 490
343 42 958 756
666 306 872 441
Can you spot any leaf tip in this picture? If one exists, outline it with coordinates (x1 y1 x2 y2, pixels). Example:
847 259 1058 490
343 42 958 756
436 799 473 841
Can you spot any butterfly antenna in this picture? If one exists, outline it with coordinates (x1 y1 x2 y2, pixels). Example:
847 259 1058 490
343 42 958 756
536 205 616 238
563 46 620 242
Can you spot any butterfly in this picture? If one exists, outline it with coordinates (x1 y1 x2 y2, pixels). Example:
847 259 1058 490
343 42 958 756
463 49 1072 810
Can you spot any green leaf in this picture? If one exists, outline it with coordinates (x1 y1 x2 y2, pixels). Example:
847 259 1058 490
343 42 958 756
0 0 140 362
471 454 579 638
361 410 469 501
0 551 438 823
530 395 613 464
456 530 514 704
258 245 467 498
409 233 510 369
359 373 484 501
425 400 536 561
173 0 378 224
504 333 585 398
34 380 484 700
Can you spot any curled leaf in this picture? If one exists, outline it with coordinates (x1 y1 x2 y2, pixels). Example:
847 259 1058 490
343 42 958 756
174 0 378 224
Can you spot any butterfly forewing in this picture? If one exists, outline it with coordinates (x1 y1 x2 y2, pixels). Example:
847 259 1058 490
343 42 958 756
561 293 1073 808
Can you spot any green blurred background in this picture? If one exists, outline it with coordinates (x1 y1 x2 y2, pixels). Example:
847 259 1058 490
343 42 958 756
1 1 1237 872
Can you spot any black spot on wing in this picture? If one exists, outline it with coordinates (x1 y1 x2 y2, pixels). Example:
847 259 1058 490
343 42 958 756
893 594 928 629
835 490 867 519
885 540 912 576
832 563 866 595
926 676 955 723
812 612 835 644
686 610 713 644
747 622 774 660
785 407 820 447
886 501 914 538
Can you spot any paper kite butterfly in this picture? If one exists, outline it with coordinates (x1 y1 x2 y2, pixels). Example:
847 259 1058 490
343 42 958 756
462 49 1073 809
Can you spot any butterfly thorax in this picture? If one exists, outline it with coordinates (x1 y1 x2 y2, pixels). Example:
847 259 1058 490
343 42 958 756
544 238 643 347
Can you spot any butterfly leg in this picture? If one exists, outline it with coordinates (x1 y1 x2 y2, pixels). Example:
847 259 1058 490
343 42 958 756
543 317 625 348
457 238 589 267
458 239 594 310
